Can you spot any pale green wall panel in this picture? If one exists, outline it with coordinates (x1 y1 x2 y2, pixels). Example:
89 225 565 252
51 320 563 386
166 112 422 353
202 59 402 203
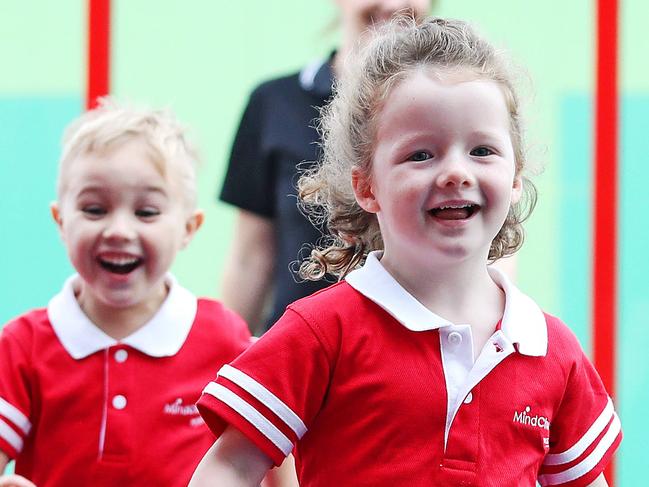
0 1 83 94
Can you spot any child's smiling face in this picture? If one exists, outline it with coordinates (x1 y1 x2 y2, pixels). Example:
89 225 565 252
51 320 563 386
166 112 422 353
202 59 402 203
52 137 202 316
353 70 522 271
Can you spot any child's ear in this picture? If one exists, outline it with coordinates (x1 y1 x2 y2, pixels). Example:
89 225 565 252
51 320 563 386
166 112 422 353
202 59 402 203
351 167 380 214
180 209 204 249
511 175 523 204
50 202 64 231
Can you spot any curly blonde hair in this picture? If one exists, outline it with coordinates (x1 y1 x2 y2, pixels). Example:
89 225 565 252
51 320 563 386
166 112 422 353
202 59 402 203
298 16 537 281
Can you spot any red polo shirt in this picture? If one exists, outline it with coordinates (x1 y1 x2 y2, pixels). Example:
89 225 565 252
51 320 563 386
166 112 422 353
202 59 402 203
0 275 250 486
197 252 621 486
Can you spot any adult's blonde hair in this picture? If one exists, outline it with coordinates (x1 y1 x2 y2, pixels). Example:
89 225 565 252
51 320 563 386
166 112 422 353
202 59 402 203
57 97 199 210
298 16 537 281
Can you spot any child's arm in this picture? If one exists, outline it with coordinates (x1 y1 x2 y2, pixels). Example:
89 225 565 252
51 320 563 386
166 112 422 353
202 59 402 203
189 426 273 487
261 454 299 487
587 473 608 486
0 451 35 487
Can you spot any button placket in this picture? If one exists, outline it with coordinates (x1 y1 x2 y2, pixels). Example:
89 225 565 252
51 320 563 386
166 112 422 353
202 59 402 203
102 346 135 460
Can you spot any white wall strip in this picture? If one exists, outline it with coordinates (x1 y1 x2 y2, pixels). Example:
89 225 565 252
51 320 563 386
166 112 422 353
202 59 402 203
543 397 613 466
203 382 294 456
0 397 30 435
218 365 307 438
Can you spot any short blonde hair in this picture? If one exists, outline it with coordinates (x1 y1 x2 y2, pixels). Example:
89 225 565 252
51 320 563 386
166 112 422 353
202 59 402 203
299 16 537 280
57 97 199 210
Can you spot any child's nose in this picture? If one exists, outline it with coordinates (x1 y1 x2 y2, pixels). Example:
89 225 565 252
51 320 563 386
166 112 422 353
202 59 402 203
435 159 475 189
102 213 136 241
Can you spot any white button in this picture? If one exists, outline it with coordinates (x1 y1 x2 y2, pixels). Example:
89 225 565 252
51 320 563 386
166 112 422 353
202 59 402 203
448 331 463 345
464 392 473 404
112 395 127 410
114 349 128 363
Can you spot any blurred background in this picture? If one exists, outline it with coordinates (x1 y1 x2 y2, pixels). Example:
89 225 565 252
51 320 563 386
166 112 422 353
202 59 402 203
0 1 646 483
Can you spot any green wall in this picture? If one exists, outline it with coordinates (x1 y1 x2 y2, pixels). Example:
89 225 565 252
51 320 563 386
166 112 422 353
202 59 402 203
1 1 647 483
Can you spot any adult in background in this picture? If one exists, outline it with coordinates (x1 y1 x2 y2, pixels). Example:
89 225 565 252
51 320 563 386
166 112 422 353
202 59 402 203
220 0 434 334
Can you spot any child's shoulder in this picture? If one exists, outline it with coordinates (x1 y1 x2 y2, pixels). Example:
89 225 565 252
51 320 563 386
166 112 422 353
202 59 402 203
280 281 375 341
193 297 250 340
287 280 365 316
1 307 50 340
542 311 590 361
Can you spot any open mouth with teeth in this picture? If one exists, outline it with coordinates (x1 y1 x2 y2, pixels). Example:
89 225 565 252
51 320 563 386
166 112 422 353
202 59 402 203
97 256 143 275
429 204 481 220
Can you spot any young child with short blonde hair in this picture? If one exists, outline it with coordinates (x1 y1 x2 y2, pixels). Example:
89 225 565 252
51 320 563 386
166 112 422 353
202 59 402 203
0 98 250 487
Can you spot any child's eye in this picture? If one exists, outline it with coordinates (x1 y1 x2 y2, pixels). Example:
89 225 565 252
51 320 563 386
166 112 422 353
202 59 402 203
470 146 494 157
135 208 160 219
82 205 106 216
408 151 432 162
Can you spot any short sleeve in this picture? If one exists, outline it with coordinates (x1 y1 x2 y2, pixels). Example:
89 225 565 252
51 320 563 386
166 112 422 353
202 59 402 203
0 321 34 459
196 308 332 466
538 350 622 486
219 86 275 218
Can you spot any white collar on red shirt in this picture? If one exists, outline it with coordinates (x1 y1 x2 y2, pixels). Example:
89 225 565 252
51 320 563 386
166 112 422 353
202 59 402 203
47 274 198 359
345 252 547 356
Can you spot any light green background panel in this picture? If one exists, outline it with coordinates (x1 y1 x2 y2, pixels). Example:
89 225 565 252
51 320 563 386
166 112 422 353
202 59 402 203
112 0 338 298
0 98 80 324
0 1 83 94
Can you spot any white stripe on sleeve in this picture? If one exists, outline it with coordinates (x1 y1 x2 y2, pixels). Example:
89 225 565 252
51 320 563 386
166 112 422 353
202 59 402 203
218 365 307 438
203 382 294 457
0 418 23 453
539 412 621 485
543 397 613 466
0 397 31 435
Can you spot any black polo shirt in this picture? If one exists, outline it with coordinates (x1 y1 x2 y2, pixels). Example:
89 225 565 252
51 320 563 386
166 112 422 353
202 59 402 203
220 56 334 330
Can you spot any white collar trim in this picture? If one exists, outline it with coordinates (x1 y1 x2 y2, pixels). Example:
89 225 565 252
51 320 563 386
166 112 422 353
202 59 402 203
345 252 547 356
47 274 197 359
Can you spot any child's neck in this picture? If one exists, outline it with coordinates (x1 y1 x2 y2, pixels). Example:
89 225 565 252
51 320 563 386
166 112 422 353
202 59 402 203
381 255 505 355
74 281 169 341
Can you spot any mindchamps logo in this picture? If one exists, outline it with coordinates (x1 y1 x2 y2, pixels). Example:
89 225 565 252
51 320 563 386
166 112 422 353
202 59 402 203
513 406 550 430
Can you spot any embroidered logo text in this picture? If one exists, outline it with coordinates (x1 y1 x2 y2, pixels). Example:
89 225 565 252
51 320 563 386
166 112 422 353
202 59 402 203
164 398 199 416
513 406 550 430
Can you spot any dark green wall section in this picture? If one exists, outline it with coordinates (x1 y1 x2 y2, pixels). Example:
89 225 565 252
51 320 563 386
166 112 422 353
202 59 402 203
558 95 649 484
617 97 649 484
559 95 592 351
0 98 80 324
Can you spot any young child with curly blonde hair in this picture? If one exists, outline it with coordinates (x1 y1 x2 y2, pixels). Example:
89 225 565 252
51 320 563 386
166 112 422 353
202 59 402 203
191 17 621 487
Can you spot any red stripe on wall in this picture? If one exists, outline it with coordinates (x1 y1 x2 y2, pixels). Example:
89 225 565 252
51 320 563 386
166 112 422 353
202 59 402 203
594 0 618 483
86 0 111 110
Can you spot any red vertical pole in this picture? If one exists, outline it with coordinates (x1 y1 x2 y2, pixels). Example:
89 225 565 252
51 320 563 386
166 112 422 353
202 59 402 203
86 0 111 110
594 0 618 483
